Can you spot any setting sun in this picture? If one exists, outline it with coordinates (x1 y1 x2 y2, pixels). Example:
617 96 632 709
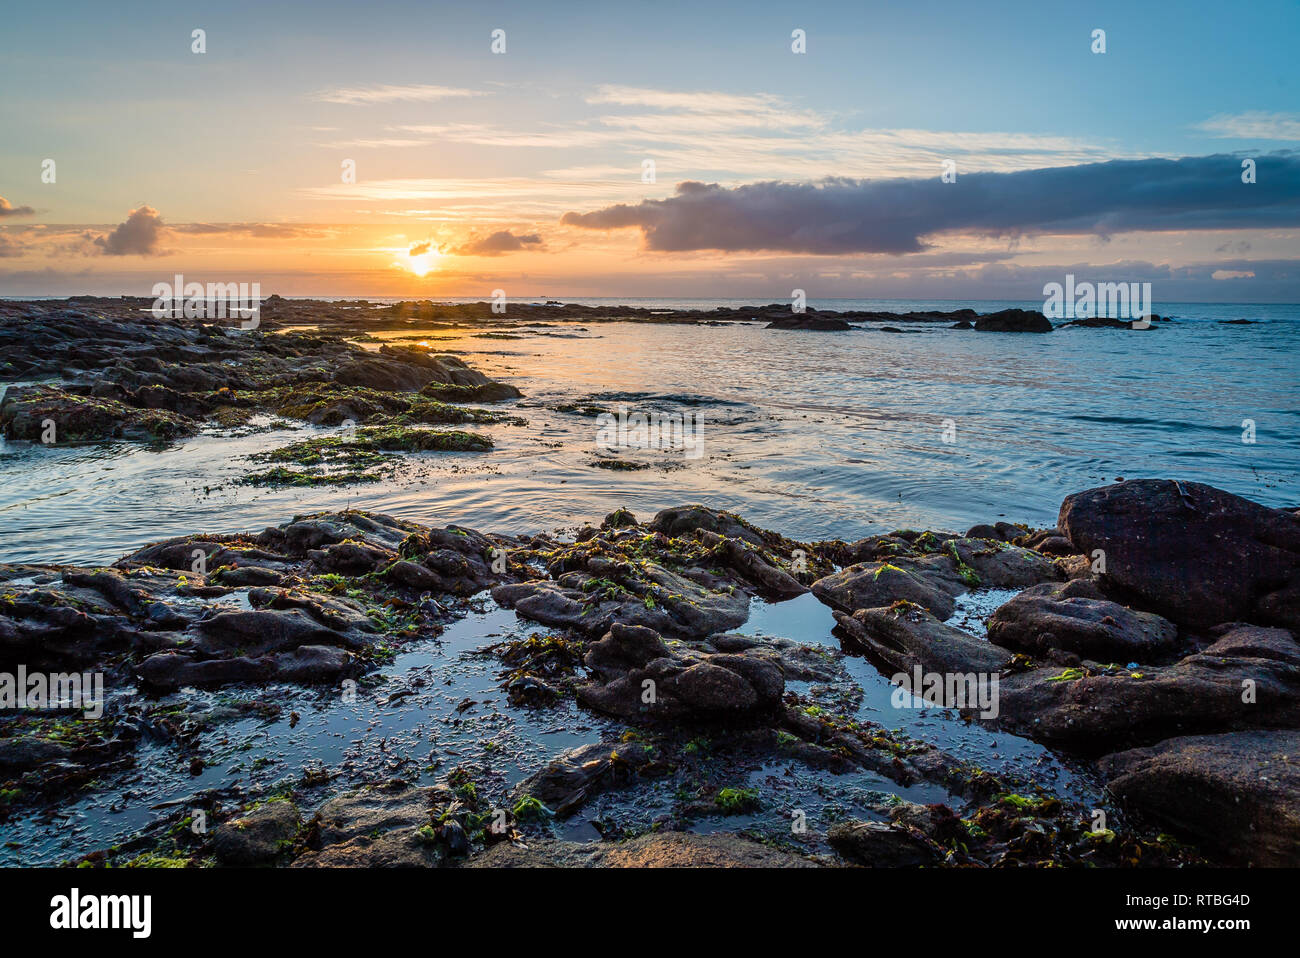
398 242 441 277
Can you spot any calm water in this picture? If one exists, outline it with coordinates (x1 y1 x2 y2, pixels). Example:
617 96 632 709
1 300 1297 565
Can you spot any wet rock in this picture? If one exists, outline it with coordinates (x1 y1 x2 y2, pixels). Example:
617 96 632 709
994 624 1300 752
812 539 1056 618
828 819 941 866
1100 729 1300 866
766 316 852 331
813 561 962 618
466 832 819 868
0 384 197 442
576 623 784 721
213 801 301 865
293 783 445 868
833 603 1014 676
986 580 1179 662
974 308 1053 332
511 740 657 817
212 566 284 587
496 565 749 638
649 505 768 546
0 736 74 770
1059 480 1300 630
386 559 440 591
137 644 357 690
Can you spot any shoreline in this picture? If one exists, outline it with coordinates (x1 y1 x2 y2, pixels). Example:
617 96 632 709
0 297 1297 868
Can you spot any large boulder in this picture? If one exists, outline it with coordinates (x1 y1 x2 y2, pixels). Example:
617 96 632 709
1058 480 1300 630
993 624 1300 752
986 579 1179 662
1100 729 1300 866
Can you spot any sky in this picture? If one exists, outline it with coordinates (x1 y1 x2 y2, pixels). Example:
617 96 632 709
1 0 1297 300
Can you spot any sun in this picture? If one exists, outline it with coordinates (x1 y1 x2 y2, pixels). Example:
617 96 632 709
397 243 441 277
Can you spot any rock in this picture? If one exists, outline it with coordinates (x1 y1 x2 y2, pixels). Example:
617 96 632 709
0 736 73 770
466 832 819 868
386 559 440 591
496 564 750 638
293 784 444 868
576 623 784 721
974 309 1053 333
649 505 767 547
0 384 197 442
827 820 940 866
213 801 301 865
994 624 1300 752
511 741 657 817
986 580 1179 662
766 316 852 331
1100 729 1300 866
965 524 1002 540
811 539 1056 618
1059 480 1300 629
813 561 961 618
833 603 1014 677
1033 536 1077 556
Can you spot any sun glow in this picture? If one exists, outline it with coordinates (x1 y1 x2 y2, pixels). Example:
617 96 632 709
397 243 441 277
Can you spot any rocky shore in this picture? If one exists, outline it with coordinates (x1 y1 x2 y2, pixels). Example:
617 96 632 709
1 299 1294 868
2 478 1295 867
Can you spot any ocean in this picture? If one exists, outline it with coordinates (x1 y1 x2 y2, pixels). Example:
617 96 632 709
0 299 1296 564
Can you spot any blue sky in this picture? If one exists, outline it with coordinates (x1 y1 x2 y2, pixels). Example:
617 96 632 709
1 0 1297 298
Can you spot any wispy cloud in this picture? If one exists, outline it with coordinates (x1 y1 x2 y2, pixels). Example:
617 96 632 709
311 84 484 105
1197 111 1300 141
0 197 36 218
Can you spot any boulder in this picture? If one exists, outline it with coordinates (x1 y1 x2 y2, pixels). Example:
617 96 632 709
213 801 301 865
1100 729 1300 866
575 623 784 721
993 624 1300 752
833 603 1015 677
828 820 941 866
1059 480 1300 629
986 579 1179 662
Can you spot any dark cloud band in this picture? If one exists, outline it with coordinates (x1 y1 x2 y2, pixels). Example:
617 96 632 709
561 153 1300 254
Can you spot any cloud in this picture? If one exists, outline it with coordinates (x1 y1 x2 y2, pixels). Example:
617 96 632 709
172 223 324 238
409 241 432 256
0 197 35 218
561 153 1300 254
451 230 543 256
94 205 166 256
312 84 483 105
0 234 26 257
1198 112 1300 141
